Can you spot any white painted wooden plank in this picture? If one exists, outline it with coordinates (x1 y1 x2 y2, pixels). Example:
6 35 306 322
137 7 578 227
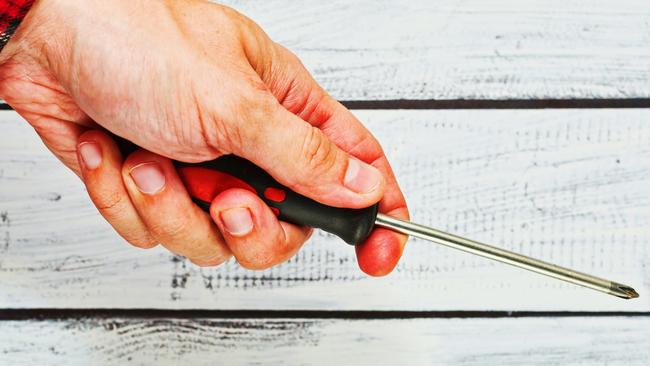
213 0 650 100
1 317 648 365
1 0 648 102
1 110 649 311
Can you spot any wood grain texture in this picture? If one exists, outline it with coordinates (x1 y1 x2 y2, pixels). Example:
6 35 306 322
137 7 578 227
0 316 648 365
2 110 649 311
213 0 650 100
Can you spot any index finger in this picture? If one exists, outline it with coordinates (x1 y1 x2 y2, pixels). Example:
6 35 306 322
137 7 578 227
263 45 410 276
318 101 410 276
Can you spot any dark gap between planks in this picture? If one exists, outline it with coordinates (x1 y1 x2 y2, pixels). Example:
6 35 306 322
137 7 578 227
0 309 649 321
3 99 650 111
343 99 650 109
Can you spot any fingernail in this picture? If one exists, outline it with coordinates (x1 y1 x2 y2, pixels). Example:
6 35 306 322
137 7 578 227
130 162 166 195
344 157 382 194
78 142 102 170
220 207 253 237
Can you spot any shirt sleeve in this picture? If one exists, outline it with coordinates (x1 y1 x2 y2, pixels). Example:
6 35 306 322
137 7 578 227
0 0 36 53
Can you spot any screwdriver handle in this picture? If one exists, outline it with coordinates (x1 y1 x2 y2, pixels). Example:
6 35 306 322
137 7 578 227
114 136 378 244
175 155 378 245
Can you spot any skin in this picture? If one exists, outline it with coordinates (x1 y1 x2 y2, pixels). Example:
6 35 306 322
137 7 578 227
0 0 409 275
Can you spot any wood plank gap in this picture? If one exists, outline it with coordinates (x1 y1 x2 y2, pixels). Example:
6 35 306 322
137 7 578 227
4 99 650 112
341 98 650 110
1 309 648 321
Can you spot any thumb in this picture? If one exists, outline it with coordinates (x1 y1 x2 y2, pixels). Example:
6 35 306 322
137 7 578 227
235 100 386 209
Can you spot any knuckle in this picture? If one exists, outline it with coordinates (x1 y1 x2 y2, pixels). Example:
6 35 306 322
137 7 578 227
191 254 230 268
185 84 231 160
91 191 131 223
193 100 231 158
211 114 243 153
218 86 276 152
149 217 190 242
216 3 244 22
126 236 158 250
300 127 336 174
191 260 214 268
117 225 158 249
238 258 274 271
277 44 305 68
237 251 276 270
93 190 123 212
240 83 275 115
236 237 289 270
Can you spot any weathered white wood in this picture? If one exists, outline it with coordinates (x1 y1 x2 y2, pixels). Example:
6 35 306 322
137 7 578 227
0 316 648 365
2 1 649 102
1 109 650 310
213 0 650 100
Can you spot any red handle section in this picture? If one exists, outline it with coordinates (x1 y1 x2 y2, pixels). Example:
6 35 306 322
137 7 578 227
177 166 285 217
177 166 256 202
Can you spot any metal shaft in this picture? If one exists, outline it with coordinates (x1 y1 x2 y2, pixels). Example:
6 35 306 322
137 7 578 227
375 214 639 299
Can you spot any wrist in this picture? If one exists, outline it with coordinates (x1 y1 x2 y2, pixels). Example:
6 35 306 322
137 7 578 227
0 0 77 70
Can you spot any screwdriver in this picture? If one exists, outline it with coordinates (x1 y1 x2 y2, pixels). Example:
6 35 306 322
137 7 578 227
171 154 638 300
114 135 639 300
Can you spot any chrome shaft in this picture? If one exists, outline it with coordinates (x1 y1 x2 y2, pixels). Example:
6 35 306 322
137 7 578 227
375 214 639 299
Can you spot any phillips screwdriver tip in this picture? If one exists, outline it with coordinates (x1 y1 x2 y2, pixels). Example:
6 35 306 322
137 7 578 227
610 283 640 299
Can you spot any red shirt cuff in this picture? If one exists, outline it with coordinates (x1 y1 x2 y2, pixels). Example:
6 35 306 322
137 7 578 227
0 0 36 52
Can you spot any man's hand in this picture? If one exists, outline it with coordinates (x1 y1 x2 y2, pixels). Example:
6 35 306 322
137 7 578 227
0 0 409 274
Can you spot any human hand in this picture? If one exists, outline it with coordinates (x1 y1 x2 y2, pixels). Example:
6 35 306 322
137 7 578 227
0 0 409 274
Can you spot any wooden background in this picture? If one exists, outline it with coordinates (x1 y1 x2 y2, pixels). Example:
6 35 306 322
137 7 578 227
1 0 649 364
